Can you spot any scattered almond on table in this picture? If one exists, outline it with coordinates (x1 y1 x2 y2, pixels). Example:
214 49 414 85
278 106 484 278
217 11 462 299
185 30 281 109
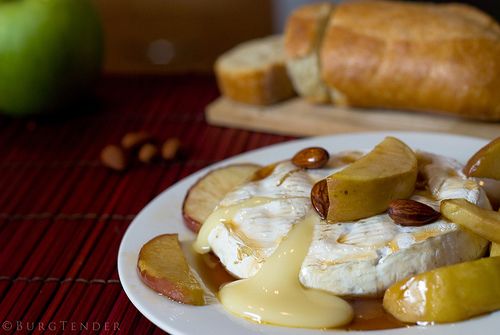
162 137 181 161
100 145 128 171
100 131 181 171
138 143 159 163
121 131 154 150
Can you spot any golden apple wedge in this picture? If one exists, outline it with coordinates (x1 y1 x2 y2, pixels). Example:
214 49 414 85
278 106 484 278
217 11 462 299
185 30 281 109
137 234 205 305
494 207 500 256
182 164 260 233
326 137 417 222
383 256 500 323
464 137 500 180
440 199 500 244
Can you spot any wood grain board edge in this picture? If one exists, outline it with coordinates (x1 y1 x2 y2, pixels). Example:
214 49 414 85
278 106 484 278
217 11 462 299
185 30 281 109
206 97 500 139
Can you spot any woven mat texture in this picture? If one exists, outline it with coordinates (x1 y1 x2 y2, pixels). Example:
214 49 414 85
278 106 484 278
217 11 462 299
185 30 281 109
0 75 294 334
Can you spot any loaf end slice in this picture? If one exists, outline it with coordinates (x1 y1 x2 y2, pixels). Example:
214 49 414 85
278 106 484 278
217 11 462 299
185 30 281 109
215 35 295 106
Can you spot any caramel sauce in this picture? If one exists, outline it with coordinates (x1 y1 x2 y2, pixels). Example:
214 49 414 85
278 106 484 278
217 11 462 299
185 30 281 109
194 252 407 330
277 168 301 186
413 230 440 243
347 299 406 330
193 252 235 294
446 168 459 177
251 162 278 181
414 188 437 201
415 171 428 190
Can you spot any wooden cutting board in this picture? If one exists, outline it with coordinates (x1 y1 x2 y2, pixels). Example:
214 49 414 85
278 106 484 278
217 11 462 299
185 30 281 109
206 97 500 139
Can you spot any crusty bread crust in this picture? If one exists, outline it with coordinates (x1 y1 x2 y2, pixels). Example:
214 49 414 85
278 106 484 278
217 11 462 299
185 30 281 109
215 36 295 106
284 2 333 103
285 2 333 59
321 0 500 120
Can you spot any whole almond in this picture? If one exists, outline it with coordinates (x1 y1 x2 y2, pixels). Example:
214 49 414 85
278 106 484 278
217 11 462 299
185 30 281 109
311 179 329 219
138 143 159 163
162 137 181 160
388 199 440 226
101 145 128 171
292 147 329 169
121 131 153 150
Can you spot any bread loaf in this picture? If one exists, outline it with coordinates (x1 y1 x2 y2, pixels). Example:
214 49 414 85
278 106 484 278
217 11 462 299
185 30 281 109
215 35 295 105
216 1 500 120
321 0 500 120
284 2 333 103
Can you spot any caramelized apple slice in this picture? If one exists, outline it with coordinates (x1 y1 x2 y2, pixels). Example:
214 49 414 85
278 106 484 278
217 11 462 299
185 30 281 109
137 234 205 305
182 164 261 233
440 199 500 244
464 137 500 179
478 178 500 211
383 257 500 323
325 137 417 222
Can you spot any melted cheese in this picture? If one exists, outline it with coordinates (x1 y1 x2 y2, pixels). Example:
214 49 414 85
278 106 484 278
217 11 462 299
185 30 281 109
219 213 353 328
196 161 328 278
193 197 274 254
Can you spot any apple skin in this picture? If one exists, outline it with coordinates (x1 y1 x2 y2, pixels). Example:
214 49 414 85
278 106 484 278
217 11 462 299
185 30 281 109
0 0 103 116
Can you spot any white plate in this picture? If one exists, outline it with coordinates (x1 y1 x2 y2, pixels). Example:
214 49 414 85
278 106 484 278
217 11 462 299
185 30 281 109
118 131 499 335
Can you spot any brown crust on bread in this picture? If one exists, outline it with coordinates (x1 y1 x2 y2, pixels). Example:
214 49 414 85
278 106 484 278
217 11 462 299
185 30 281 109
215 63 294 105
215 36 295 106
284 2 333 103
321 0 500 120
284 2 333 59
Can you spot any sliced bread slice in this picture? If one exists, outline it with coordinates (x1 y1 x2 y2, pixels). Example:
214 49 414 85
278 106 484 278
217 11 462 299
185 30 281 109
284 2 333 103
215 35 295 105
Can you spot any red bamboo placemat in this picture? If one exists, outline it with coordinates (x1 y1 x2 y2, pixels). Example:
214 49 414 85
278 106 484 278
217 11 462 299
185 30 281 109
0 75 294 334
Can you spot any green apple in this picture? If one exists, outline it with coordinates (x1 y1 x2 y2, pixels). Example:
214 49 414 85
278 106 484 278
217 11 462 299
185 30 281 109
0 0 103 116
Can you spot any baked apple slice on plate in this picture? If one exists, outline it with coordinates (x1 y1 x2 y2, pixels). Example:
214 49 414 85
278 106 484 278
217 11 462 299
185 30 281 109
137 234 205 306
463 137 500 209
182 164 260 233
463 137 500 180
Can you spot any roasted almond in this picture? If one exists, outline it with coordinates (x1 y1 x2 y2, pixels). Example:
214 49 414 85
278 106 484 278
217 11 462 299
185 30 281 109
311 179 329 220
101 145 128 171
121 131 153 150
138 143 159 163
388 199 440 226
162 137 181 160
292 147 329 169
